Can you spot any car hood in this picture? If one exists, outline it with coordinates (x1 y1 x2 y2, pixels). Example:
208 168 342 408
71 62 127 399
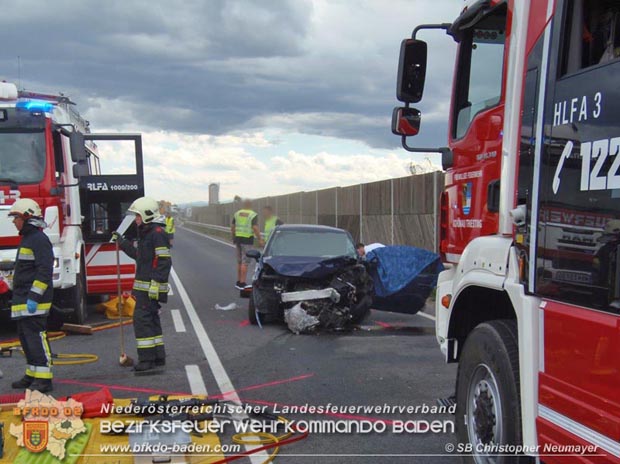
262 255 359 279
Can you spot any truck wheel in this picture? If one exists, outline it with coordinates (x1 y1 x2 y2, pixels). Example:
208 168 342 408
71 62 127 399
248 294 258 325
456 320 531 464
68 258 87 324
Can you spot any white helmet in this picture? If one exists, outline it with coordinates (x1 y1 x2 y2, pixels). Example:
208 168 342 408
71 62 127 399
9 198 42 219
128 196 159 223
604 219 620 235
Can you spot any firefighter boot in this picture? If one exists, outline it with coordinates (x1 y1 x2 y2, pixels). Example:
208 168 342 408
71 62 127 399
133 361 155 372
11 375 34 389
29 379 53 393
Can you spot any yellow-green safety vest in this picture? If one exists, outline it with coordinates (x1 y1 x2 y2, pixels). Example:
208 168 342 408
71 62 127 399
264 216 279 239
234 209 257 238
165 216 175 234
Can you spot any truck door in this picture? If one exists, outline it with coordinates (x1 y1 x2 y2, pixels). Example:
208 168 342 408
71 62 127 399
79 133 144 294
441 2 508 261
531 1 620 460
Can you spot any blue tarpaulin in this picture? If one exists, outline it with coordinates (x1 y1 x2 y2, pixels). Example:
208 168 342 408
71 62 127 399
367 246 443 314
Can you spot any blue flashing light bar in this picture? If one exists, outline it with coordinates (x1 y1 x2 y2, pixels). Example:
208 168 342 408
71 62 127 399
16 100 55 113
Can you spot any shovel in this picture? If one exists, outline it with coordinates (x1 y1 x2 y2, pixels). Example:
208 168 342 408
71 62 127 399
115 238 134 367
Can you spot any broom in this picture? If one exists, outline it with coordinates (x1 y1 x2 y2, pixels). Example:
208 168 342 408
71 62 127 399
116 238 133 367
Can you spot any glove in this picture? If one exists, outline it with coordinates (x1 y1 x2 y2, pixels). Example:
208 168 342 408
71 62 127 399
26 299 37 314
111 231 122 243
148 281 160 300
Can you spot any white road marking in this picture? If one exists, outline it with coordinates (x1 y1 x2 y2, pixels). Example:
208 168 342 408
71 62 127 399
417 311 435 321
185 365 208 395
170 309 186 332
180 226 235 248
170 268 267 463
171 268 236 393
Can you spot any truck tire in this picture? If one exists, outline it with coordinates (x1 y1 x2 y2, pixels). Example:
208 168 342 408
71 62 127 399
68 258 87 325
455 320 532 464
248 294 258 325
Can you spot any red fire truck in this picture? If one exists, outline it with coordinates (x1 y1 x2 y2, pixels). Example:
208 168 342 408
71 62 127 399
393 0 619 462
0 82 144 324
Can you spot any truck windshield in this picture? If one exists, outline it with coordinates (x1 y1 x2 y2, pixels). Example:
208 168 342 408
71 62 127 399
267 230 357 259
0 130 46 184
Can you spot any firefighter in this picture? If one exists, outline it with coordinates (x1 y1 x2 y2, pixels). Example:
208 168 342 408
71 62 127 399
9 199 54 393
114 197 172 372
262 205 283 241
231 199 263 289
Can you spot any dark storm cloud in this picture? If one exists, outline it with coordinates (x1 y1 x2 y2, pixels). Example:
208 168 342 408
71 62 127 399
0 0 459 148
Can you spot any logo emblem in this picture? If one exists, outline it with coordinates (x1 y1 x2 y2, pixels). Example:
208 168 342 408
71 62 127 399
462 182 472 215
24 421 48 453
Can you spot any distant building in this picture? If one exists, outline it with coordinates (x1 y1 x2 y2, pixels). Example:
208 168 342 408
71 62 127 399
208 183 220 205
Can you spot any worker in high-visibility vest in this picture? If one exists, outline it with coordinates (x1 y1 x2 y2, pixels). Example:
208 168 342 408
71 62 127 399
231 199 263 289
164 214 175 247
159 202 176 247
262 205 283 241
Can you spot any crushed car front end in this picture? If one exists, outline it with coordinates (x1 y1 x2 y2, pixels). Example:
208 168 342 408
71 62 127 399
250 225 373 332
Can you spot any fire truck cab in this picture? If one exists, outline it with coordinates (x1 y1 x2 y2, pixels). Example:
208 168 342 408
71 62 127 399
394 0 620 462
0 82 144 324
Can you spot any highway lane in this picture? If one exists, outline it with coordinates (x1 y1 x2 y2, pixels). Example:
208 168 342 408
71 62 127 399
0 226 458 463
171 226 459 462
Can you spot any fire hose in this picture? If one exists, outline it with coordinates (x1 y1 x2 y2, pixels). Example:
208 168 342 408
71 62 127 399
0 320 132 365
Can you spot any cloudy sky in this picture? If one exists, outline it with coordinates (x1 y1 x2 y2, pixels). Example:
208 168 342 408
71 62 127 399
1 0 462 203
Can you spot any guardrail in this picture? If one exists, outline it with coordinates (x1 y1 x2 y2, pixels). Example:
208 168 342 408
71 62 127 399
182 221 266 239
183 221 230 233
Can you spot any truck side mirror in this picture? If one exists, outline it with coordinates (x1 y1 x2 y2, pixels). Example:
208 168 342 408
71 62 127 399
73 162 89 179
70 131 87 163
392 107 421 136
396 39 427 103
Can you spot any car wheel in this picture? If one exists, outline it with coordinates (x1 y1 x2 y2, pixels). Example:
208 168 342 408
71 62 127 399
248 294 258 325
350 295 372 323
455 320 531 464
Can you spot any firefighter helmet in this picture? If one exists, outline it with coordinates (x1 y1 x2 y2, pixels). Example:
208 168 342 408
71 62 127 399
604 219 620 235
8 198 42 219
128 197 159 223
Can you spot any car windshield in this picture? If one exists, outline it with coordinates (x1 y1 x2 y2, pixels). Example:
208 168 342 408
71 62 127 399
0 130 46 184
267 230 357 259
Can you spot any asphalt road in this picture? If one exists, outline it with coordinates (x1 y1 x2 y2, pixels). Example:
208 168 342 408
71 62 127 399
0 226 459 463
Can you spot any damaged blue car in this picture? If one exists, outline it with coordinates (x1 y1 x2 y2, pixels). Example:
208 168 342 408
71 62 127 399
245 224 442 333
